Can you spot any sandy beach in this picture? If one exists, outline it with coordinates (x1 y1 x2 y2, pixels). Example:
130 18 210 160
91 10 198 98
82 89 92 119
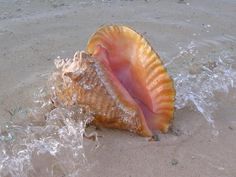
0 0 236 177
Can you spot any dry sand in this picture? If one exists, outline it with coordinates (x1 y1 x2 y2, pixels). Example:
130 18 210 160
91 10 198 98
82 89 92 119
0 0 236 177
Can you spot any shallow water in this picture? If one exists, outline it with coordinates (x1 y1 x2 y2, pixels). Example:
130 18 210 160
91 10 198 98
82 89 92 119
0 0 236 177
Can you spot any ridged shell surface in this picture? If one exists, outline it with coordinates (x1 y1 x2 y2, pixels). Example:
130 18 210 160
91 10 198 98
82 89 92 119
55 52 152 136
87 25 175 133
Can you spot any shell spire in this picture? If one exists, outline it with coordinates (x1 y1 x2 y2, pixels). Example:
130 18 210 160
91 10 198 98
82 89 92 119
54 51 152 136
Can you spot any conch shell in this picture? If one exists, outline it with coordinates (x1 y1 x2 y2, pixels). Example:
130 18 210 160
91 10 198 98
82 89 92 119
53 52 151 136
53 25 175 136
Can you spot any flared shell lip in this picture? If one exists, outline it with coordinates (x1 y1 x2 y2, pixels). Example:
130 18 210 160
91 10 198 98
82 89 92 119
87 24 162 57
86 23 176 86
86 24 176 134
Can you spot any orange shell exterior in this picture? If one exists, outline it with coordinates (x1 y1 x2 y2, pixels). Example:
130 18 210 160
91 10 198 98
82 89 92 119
86 25 175 133
55 52 152 136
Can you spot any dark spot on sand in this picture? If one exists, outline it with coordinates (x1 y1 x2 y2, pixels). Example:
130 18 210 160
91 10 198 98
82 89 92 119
170 127 182 136
149 134 160 141
52 3 65 8
171 159 178 166
142 32 147 35
204 61 217 71
178 0 186 4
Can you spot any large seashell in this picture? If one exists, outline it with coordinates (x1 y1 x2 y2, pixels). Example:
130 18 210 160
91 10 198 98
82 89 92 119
54 52 152 136
86 25 175 134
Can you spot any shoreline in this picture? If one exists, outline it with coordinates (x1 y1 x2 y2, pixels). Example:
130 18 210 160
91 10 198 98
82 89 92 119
0 1 236 176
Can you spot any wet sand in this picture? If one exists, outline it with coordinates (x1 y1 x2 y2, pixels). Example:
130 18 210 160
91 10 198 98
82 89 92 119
0 0 236 177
